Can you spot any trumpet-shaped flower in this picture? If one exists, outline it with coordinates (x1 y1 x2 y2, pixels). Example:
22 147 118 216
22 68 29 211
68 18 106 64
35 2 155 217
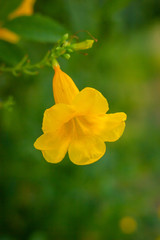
0 0 36 43
9 0 36 19
0 28 19 43
34 65 127 165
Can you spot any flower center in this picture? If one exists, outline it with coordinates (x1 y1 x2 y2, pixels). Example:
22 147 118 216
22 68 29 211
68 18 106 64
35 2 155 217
63 115 100 140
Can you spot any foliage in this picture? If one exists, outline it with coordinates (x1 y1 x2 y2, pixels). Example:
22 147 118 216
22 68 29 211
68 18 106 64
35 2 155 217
4 14 66 43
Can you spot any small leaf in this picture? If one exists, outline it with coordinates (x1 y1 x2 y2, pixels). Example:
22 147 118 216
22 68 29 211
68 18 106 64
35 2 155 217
4 14 67 43
0 40 23 65
0 0 23 21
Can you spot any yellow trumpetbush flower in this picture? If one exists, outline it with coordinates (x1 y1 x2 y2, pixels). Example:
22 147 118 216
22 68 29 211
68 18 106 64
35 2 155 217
34 65 127 165
0 0 36 43
9 0 36 19
0 27 20 43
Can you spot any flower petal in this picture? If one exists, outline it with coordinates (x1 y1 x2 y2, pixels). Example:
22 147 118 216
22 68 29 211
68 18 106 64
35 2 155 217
42 148 68 163
99 112 127 142
42 103 75 133
68 136 106 165
34 133 58 150
72 87 109 115
53 66 79 104
34 130 70 163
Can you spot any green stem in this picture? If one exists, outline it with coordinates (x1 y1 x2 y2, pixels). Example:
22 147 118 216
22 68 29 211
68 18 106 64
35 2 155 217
0 51 52 76
0 34 94 76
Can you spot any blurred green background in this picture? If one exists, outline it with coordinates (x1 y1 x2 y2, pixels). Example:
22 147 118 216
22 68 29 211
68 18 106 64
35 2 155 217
0 0 160 239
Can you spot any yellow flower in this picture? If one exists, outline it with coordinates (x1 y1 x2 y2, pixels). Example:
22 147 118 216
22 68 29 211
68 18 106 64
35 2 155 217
8 0 36 19
0 0 36 43
34 65 127 165
0 28 19 43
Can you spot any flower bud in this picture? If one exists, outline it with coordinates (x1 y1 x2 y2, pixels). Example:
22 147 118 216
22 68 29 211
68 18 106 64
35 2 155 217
61 33 69 41
71 40 94 51
63 54 70 60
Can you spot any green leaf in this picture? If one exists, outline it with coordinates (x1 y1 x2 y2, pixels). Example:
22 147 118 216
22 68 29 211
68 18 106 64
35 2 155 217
0 0 23 21
4 14 67 43
0 40 23 65
105 0 132 15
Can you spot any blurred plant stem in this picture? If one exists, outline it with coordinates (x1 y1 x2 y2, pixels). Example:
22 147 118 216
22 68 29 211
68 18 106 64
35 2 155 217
0 34 94 76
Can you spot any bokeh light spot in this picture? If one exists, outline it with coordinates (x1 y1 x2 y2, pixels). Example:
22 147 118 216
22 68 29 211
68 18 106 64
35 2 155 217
119 216 137 234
